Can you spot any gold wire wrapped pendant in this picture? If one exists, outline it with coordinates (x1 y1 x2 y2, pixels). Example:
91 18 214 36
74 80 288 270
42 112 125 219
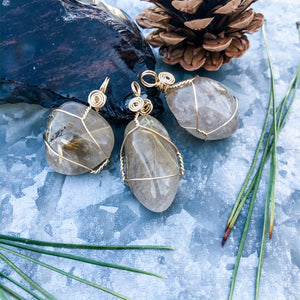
120 82 184 212
44 78 114 175
141 71 238 140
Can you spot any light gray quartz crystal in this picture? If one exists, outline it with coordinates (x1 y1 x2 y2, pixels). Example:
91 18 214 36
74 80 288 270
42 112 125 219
124 115 180 212
165 75 238 140
45 102 114 175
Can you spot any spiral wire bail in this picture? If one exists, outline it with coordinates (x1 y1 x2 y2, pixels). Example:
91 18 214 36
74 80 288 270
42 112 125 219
86 77 110 113
128 81 153 117
140 70 176 93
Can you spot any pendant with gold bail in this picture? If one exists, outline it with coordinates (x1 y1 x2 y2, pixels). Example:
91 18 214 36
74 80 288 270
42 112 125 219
44 78 114 175
120 81 185 213
140 70 238 141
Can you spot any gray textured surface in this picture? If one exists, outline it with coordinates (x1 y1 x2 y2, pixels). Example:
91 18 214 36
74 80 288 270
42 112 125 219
1 0 300 299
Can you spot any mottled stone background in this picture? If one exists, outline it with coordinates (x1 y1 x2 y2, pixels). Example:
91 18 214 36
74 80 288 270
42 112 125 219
1 0 299 299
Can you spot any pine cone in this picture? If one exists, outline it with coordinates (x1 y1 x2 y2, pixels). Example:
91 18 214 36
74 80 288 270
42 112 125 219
136 0 264 71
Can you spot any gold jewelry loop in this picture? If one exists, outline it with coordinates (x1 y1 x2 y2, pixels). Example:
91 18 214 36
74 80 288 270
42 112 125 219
88 77 110 112
88 90 107 111
140 99 153 115
129 97 144 112
99 77 110 94
140 70 159 88
131 81 141 97
141 70 175 92
128 81 153 116
158 72 175 85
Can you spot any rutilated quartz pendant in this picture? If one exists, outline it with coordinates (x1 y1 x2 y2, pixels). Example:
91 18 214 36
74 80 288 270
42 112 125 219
44 102 114 175
44 78 114 175
165 76 238 140
120 81 184 213
124 115 180 212
140 71 238 141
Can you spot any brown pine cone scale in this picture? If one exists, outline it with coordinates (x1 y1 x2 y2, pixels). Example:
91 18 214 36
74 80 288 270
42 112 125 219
136 0 264 71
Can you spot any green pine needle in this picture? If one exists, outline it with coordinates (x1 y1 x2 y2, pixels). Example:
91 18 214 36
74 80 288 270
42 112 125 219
225 64 274 232
0 246 131 300
262 21 277 242
0 234 172 299
226 22 300 300
0 272 43 300
0 287 9 300
255 24 276 300
223 71 298 244
0 235 173 251
0 236 173 299
0 253 56 300
0 239 164 279
0 285 25 300
224 23 300 246
255 22 300 300
228 126 271 300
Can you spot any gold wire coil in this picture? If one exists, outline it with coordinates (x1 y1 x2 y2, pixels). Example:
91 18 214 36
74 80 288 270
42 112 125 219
128 97 144 112
141 99 153 115
87 77 110 112
128 81 153 116
88 90 107 111
158 72 175 86
140 70 191 92
140 70 158 88
131 81 141 97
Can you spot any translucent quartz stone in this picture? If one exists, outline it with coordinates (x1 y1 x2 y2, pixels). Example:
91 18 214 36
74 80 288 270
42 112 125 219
165 75 238 140
45 102 114 175
124 115 180 212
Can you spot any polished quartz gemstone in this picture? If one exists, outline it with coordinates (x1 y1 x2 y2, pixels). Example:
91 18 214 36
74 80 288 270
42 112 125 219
45 102 114 175
165 75 238 140
124 115 180 212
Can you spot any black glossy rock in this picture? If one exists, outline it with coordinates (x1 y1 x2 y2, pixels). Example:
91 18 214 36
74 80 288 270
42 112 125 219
0 79 76 108
0 0 163 120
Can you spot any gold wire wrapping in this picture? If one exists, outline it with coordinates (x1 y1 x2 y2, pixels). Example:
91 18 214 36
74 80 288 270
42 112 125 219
87 77 109 112
141 70 193 92
44 78 111 174
140 70 239 140
120 81 185 184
